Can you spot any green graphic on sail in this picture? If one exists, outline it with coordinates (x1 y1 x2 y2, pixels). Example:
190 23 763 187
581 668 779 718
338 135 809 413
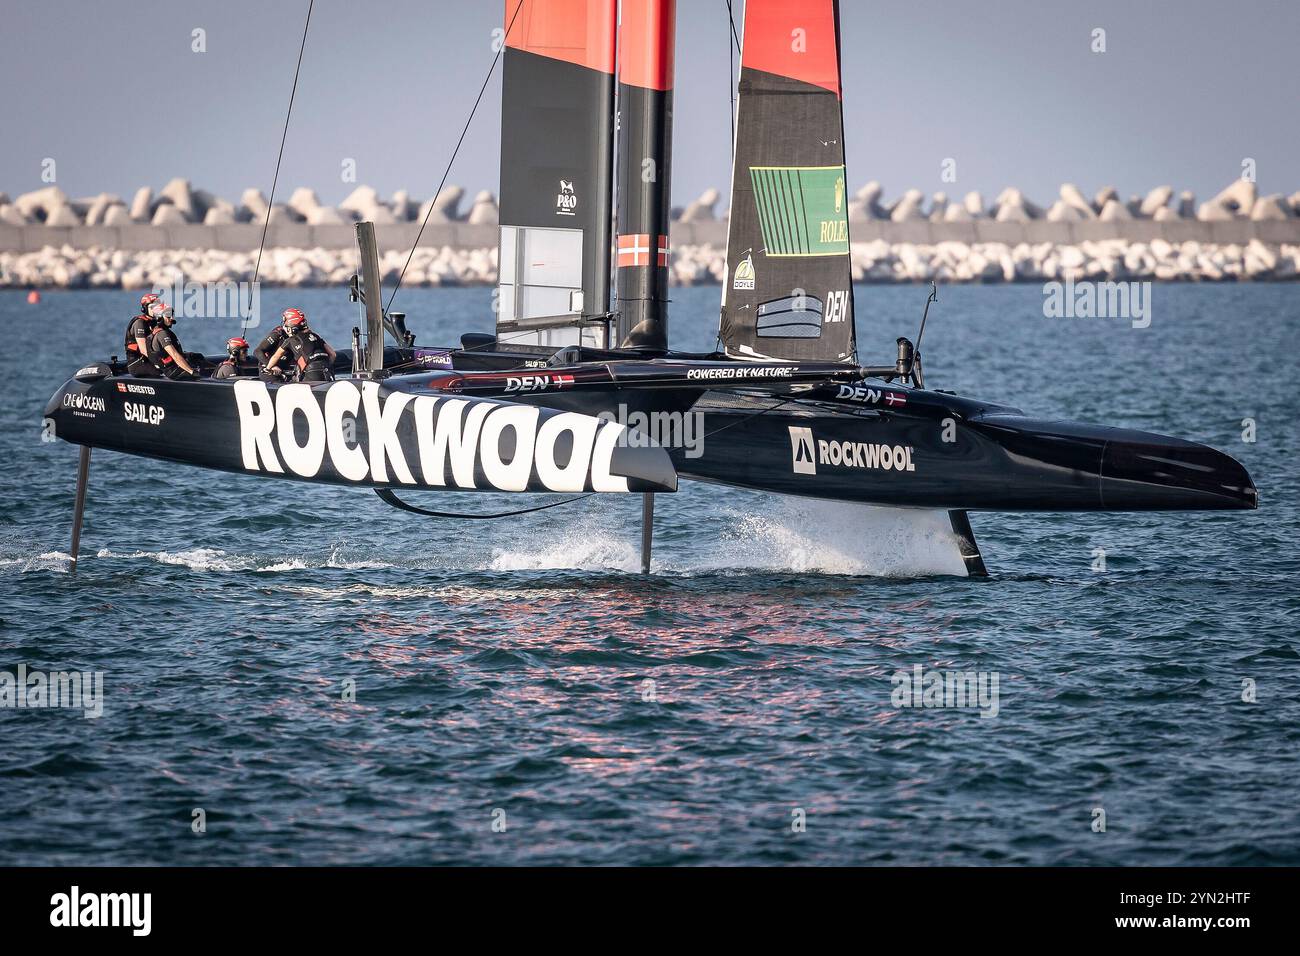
748 165 849 257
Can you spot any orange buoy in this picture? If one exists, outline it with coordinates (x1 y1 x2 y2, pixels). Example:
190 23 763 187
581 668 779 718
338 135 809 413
26 290 41 304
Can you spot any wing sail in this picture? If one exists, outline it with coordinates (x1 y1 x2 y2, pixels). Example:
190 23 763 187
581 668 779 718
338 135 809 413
497 0 618 349
718 0 856 364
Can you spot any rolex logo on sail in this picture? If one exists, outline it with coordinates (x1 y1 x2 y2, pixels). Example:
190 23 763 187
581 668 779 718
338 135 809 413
749 165 850 257
232 380 631 493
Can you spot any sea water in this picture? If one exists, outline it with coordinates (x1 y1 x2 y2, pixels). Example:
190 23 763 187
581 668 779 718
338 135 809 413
0 282 1296 864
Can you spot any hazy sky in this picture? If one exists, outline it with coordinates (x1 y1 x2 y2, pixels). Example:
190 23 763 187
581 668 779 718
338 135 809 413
3 0 1297 210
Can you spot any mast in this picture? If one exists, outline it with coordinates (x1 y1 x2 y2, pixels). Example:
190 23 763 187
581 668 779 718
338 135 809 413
614 0 676 351
355 221 385 372
497 0 619 349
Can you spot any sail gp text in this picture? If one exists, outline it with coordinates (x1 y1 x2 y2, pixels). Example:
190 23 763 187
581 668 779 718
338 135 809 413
123 402 165 425
232 380 636 492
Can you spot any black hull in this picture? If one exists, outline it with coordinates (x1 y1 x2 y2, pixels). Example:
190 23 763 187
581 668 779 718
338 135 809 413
45 358 1256 515
45 371 677 495
669 392 1257 512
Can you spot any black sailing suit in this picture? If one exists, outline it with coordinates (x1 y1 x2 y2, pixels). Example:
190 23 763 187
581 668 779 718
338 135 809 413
123 314 159 377
284 329 335 383
147 325 197 380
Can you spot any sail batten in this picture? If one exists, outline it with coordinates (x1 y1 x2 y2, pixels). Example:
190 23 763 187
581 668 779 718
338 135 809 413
719 0 856 364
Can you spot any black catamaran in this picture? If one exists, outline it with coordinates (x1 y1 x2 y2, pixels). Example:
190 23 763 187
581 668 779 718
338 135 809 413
45 0 1257 576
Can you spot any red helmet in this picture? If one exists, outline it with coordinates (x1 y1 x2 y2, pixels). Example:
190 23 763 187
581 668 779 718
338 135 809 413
140 292 162 310
147 301 169 319
226 336 249 353
281 307 307 329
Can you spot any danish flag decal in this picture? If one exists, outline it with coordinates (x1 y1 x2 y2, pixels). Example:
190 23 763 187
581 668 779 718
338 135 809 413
617 233 669 268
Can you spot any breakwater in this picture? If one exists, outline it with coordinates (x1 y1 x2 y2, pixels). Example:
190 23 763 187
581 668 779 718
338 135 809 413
3 179 1299 287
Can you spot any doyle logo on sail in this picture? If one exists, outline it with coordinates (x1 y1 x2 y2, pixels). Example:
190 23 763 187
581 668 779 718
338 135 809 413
732 252 756 290
232 380 631 493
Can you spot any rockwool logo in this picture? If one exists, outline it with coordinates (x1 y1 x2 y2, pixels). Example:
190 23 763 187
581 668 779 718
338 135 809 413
234 379 633 492
789 426 817 475
788 426 916 475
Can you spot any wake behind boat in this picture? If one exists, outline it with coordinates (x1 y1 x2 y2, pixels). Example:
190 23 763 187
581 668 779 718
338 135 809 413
43 0 1257 577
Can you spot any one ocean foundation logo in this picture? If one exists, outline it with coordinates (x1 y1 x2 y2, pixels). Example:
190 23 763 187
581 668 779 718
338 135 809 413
158 271 261 328
1042 278 1152 329
0 664 104 718
891 664 1000 719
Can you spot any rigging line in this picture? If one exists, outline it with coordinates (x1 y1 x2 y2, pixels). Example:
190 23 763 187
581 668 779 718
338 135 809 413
701 395 797 440
726 0 736 158
385 0 526 316
718 1 742 356
725 0 741 53
243 0 314 335
375 488 594 520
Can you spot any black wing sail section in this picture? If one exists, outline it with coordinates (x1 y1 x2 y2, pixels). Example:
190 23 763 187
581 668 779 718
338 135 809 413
613 0 675 351
719 0 856 364
497 0 617 349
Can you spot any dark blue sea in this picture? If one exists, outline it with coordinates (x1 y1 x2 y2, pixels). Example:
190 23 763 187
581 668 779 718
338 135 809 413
1 282 1297 865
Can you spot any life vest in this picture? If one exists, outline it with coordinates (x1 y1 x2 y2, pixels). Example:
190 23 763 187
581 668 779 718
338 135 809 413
286 330 331 373
124 314 153 356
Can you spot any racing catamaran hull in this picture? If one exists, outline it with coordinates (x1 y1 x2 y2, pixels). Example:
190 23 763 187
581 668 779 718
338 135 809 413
45 371 678 495
671 393 1257 512
47 363 1255 513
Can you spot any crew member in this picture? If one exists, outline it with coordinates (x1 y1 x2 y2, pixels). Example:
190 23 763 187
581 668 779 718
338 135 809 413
267 308 337 383
253 322 290 380
212 337 252 380
147 306 199 379
124 293 163 376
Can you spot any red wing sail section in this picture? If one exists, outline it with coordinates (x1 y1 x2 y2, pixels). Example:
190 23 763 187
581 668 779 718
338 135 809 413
719 0 856 363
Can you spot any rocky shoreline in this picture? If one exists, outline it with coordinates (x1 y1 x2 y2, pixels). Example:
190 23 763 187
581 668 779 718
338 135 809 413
3 177 1299 287
5 237 1297 288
